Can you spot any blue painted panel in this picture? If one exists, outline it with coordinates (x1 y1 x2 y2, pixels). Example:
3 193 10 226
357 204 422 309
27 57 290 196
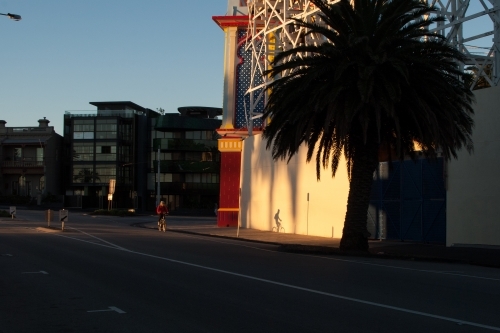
382 163 401 200
401 161 422 200
383 201 401 240
369 158 446 243
422 199 446 242
401 200 422 241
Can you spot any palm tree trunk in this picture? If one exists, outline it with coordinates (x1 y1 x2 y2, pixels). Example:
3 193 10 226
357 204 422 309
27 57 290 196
340 141 379 252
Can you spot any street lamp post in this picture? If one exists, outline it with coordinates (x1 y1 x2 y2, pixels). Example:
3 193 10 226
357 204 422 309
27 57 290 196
0 13 21 21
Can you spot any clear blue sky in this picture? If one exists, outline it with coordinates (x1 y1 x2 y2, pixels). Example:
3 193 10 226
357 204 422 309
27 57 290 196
0 1 493 136
0 0 229 135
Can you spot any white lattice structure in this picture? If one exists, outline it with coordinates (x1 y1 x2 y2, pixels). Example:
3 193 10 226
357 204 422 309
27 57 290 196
245 0 500 130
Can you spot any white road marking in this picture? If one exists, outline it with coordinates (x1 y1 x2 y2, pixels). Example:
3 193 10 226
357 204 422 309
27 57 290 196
1 254 13 257
109 306 126 314
29 224 500 330
174 233 500 282
87 306 126 314
19 222 500 281
66 227 126 250
22 271 48 274
312 255 500 281
123 249 500 331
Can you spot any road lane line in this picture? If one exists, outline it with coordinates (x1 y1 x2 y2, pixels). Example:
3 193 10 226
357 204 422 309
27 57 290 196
66 227 126 250
28 225 500 281
87 306 126 314
22 271 48 274
109 306 126 314
34 228 500 330
173 233 500 282
125 249 500 332
312 255 500 281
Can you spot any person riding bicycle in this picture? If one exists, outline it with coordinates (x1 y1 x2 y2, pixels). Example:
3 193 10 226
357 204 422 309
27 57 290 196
156 201 169 226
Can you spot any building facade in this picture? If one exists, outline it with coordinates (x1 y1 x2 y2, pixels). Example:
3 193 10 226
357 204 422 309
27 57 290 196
0 118 63 201
149 107 222 213
63 101 160 210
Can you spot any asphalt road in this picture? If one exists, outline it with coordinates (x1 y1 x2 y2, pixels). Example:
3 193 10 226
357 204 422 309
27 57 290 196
1 210 500 332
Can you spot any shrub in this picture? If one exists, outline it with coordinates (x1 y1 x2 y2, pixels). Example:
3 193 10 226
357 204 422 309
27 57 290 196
0 210 12 218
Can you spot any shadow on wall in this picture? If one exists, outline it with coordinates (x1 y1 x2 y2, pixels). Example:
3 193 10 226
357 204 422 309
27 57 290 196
239 135 302 231
273 209 284 233
239 134 350 238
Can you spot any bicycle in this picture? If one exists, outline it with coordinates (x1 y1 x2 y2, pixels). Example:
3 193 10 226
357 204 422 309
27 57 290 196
158 216 166 232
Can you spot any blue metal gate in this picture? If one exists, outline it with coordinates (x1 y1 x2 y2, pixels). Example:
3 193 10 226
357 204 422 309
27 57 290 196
368 158 446 243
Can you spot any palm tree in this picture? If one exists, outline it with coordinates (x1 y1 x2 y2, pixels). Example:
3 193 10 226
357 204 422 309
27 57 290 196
73 168 100 184
262 0 474 251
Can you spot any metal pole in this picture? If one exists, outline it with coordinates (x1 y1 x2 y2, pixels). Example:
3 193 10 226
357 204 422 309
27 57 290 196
493 0 500 85
156 147 160 206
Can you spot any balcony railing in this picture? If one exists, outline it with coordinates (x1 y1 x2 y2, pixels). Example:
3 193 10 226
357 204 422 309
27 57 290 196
64 110 144 119
0 127 54 134
2 161 44 168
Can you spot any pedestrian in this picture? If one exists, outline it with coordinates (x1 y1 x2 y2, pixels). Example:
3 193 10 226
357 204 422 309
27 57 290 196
156 200 168 225
214 203 218 217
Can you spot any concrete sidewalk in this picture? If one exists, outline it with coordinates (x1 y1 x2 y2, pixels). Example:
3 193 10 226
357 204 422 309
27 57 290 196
142 221 500 268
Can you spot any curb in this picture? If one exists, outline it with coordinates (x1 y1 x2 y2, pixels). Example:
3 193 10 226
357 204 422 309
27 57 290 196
130 222 500 269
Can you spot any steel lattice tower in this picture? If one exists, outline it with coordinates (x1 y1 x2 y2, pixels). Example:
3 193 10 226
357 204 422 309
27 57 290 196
244 0 500 132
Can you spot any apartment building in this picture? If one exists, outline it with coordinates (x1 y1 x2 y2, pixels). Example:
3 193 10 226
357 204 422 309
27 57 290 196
0 118 63 200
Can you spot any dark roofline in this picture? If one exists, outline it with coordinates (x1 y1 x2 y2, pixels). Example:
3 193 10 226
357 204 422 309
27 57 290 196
177 106 222 119
89 101 147 112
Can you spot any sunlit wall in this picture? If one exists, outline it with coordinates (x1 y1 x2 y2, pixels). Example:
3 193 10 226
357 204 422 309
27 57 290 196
239 134 350 238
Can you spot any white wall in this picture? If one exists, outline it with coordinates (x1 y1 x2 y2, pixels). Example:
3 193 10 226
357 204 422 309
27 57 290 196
239 134 350 238
447 85 500 247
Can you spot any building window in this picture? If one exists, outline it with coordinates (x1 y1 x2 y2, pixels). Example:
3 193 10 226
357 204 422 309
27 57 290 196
96 120 117 139
73 119 94 139
185 152 201 161
201 152 213 161
36 148 44 162
185 173 219 183
14 148 22 161
96 143 116 161
120 123 132 141
40 176 45 192
94 165 116 184
73 143 94 161
73 165 96 183
185 131 201 140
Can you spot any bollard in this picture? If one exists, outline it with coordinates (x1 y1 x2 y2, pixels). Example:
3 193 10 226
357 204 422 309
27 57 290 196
46 209 51 227
59 209 68 231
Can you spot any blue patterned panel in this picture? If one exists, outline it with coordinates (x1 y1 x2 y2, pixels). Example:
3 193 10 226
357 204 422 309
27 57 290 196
383 201 401 240
235 29 264 129
422 159 445 199
382 162 401 200
401 200 423 241
422 199 446 242
370 158 446 242
401 160 422 200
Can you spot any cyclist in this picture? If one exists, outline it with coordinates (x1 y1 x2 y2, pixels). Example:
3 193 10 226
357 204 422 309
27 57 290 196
156 201 169 227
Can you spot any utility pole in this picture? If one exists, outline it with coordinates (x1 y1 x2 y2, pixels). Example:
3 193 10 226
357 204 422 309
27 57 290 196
156 146 160 206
